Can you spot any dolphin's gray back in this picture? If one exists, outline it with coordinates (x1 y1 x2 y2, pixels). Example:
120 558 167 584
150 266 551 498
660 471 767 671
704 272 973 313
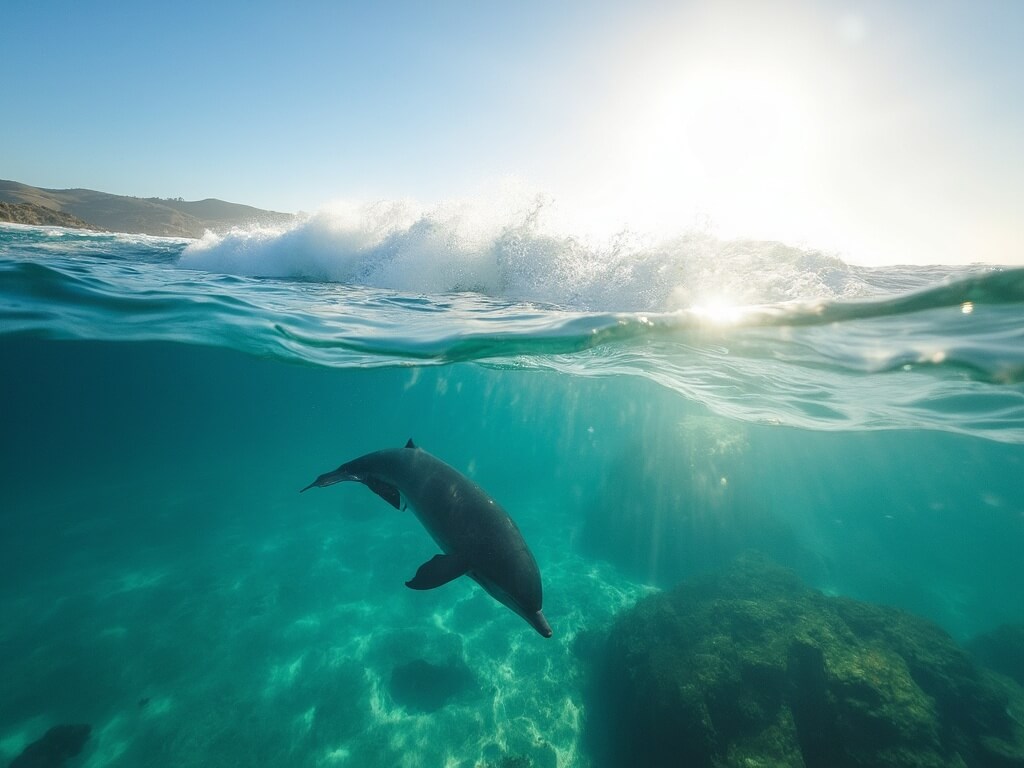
349 447 543 614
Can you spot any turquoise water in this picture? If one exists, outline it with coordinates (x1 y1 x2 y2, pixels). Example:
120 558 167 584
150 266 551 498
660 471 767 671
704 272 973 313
1 221 1023 766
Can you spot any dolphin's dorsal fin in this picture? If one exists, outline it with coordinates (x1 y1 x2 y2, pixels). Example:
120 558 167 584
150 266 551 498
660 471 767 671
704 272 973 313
405 553 468 590
405 438 417 449
365 477 402 510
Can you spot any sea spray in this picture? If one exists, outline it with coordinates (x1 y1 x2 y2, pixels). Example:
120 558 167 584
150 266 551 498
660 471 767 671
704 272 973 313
176 196 940 311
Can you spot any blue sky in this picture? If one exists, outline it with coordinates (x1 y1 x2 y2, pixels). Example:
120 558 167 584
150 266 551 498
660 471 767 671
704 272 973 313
3 0 1022 265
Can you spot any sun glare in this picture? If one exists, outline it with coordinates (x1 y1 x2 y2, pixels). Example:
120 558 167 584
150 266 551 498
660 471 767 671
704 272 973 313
633 65 814 236
690 296 749 326
569 50 824 249
557 5 870 255
685 69 809 175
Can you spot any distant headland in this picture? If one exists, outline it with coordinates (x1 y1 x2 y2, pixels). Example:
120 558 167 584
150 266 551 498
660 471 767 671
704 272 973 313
0 200 102 230
0 179 294 238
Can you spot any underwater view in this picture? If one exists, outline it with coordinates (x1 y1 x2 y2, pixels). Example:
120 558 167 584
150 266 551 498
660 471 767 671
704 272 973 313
2 218 1023 768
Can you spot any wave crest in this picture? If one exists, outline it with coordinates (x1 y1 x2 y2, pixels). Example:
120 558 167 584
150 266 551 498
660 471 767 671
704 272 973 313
178 197 893 311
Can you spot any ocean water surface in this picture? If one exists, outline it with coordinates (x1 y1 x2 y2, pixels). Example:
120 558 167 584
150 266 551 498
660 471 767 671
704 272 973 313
1 215 1023 767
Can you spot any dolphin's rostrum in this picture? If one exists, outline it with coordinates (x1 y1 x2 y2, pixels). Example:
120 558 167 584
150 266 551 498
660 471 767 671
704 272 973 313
302 439 552 638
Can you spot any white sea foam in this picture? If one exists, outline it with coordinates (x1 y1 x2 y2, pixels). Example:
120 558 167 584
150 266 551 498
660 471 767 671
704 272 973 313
177 195 888 311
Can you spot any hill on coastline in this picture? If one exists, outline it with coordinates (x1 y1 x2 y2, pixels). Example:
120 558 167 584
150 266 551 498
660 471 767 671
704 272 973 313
0 201 104 231
0 180 294 238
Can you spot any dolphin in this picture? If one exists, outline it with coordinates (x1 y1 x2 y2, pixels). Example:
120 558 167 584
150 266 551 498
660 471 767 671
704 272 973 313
301 439 552 638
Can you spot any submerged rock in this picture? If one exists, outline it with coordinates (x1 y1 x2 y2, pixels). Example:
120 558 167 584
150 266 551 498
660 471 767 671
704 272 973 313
587 555 1024 768
389 657 476 713
8 724 90 768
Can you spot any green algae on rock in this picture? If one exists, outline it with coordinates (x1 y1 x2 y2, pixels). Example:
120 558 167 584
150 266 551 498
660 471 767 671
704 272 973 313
587 556 1024 768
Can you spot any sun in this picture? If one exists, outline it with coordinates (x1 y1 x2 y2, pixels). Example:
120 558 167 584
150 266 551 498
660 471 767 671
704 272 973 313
615 63 816 240
557 17 837 252
676 68 809 182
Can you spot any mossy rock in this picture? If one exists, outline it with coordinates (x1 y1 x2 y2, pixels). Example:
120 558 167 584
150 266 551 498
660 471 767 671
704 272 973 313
588 555 1024 768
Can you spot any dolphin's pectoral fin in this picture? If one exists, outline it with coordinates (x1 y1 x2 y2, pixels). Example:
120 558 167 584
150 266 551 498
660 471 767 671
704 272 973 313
365 477 402 510
300 468 348 493
405 554 468 590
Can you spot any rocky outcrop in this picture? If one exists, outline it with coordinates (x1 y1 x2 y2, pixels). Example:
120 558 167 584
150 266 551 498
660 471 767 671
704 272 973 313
0 202 102 231
587 556 1024 768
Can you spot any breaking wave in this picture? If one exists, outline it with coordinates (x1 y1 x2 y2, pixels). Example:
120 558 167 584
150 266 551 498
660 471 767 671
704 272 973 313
177 198 982 312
